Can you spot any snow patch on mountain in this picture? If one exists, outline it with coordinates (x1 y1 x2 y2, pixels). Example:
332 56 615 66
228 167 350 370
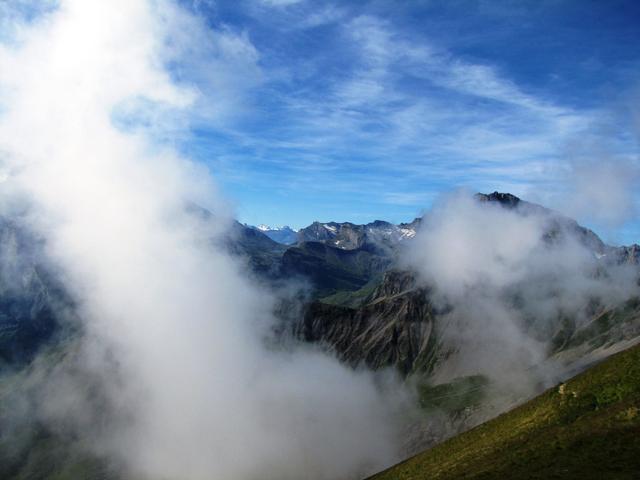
249 224 298 245
399 228 416 239
255 224 298 233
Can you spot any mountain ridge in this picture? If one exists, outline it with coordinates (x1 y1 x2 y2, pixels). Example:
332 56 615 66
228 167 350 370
367 341 640 480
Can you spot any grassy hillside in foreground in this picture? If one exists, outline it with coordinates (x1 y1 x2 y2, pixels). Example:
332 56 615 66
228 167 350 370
368 343 640 480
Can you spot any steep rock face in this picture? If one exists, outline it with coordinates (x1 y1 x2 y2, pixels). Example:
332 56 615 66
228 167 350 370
297 222 342 244
370 269 418 298
612 244 640 265
298 271 440 375
300 269 640 378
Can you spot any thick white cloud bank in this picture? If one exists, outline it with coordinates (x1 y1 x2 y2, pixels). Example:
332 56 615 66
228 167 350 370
403 191 638 390
0 1 405 479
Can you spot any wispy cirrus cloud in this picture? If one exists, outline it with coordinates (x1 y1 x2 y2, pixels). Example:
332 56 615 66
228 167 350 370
215 10 593 198
259 0 304 8
133 1 639 238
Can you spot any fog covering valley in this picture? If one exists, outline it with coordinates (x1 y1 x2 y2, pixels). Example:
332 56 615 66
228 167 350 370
0 1 639 480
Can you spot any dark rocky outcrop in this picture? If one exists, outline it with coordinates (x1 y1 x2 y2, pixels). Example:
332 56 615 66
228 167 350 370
299 271 442 376
475 191 522 208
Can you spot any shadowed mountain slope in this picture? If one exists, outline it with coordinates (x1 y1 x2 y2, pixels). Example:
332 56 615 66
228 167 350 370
281 241 392 297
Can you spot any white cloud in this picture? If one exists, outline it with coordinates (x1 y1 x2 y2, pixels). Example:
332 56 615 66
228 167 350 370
0 1 407 479
233 14 591 211
260 0 304 7
403 191 638 389
566 158 640 228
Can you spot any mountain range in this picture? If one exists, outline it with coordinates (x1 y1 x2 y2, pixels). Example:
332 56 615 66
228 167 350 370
248 218 420 250
4 191 640 397
1 191 639 479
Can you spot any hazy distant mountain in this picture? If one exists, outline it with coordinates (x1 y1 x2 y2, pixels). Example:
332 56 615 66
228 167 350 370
250 225 298 245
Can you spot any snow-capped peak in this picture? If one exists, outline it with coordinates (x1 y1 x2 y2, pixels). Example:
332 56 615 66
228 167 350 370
255 225 298 233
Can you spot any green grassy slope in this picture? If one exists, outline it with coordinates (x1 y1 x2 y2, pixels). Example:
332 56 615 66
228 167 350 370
319 277 381 307
368 343 640 480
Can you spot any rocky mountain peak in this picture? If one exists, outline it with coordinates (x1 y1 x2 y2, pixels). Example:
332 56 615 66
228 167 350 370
475 191 521 208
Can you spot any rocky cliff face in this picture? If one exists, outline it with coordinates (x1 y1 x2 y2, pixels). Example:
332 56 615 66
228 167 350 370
299 268 640 382
298 271 443 375
611 244 640 265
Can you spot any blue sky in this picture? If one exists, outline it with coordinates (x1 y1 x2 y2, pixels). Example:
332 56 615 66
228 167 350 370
171 0 640 242
6 0 640 243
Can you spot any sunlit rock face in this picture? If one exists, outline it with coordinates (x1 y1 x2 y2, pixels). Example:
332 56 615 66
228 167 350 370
297 219 420 252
